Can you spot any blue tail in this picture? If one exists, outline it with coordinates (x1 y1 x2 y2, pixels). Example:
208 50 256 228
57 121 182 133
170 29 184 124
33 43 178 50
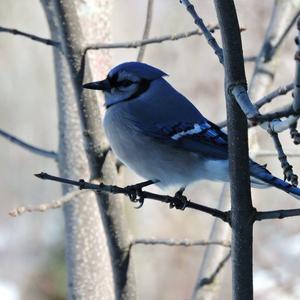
250 161 300 200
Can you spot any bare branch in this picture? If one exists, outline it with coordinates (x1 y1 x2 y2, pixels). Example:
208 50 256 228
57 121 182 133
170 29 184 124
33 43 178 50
0 128 57 159
9 190 84 217
256 208 300 221
180 0 223 64
218 83 294 128
293 17 300 112
137 0 154 62
35 172 229 222
269 132 298 186
192 183 230 300
253 150 300 158
255 83 294 110
231 86 299 133
0 25 60 48
244 56 257 62
84 26 219 53
195 251 231 289
130 238 230 248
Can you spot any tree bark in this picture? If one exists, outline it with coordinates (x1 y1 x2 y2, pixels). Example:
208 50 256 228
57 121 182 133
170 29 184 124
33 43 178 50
213 1 254 299
41 1 135 299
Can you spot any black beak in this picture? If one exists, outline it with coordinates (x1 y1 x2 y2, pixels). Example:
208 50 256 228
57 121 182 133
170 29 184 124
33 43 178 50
82 79 111 91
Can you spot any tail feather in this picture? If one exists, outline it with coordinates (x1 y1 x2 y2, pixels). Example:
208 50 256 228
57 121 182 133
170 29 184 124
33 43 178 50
250 161 300 200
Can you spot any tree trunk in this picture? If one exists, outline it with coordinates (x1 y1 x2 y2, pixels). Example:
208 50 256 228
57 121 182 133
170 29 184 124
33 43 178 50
41 1 135 299
213 1 254 299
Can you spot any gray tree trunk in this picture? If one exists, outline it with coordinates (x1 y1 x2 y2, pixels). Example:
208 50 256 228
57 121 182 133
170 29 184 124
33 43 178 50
41 1 135 299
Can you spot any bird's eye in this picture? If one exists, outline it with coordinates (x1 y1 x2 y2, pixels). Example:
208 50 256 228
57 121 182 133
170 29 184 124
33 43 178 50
118 79 133 87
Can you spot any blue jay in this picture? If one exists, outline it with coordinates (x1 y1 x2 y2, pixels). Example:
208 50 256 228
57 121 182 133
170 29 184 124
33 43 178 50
83 62 300 200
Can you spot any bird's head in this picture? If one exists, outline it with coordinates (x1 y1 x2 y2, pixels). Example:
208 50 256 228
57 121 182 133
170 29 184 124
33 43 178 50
82 62 167 108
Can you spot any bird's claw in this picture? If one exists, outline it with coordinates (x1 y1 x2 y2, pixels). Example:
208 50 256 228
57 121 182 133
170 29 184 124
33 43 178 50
169 189 188 210
283 163 298 187
124 180 157 209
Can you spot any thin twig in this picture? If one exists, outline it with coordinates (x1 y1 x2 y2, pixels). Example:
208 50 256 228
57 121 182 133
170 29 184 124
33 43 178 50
130 238 230 249
231 86 299 133
255 83 294 109
269 132 298 186
0 25 60 48
219 83 294 128
254 150 300 158
180 0 223 64
9 190 84 217
83 26 219 53
244 56 257 62
195 251 231 289
256 208 300 221
0 129 57 159
137 0 154 62
35 172 229 222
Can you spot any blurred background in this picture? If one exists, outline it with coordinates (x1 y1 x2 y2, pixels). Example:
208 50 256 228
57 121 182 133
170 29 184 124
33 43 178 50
0 0 300 299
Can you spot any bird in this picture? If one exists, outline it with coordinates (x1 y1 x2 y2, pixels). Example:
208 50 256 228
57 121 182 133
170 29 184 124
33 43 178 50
83 61 300 200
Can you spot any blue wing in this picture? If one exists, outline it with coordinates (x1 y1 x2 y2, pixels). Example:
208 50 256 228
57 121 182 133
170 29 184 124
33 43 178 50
132 118 228 160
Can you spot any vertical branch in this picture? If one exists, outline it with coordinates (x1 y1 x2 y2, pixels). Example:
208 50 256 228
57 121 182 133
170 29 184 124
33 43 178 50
192 184 230 300
213 1 254 299
41 0 135 299
249 0 300 102
137 0 154 62
293 16 300 113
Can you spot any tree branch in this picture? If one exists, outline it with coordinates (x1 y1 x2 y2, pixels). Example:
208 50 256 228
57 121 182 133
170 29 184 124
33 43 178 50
137 0 154 62
194 251 231 290
256 208 300 221
34 172 229 222
180 0 224 64
0 25 60 48
269 132 298 186
192 183 230 300
293 16 300 112
255 82 294 110
231 86 299 133
83 26 220 53
290 121 300 144
9 190 84 217
0 128 57 159
129 238 230 249
218 83 294 128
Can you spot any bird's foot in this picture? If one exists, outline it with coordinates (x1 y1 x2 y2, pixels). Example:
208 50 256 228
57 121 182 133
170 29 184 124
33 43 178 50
124 179 158 209
282 163 298 187
169 187 188 210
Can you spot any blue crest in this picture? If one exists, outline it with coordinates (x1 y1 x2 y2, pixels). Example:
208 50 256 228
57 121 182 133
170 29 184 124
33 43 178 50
108 62 168 80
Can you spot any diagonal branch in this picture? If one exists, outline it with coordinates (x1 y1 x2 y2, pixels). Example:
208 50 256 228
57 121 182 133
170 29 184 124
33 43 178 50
137 0 154 62
0 25 60 48
255 83 294 110
0 128 57 159
194 251 231 290
34 172 229 222
218 83 294 128
9 190 84 217
180 0 223 64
